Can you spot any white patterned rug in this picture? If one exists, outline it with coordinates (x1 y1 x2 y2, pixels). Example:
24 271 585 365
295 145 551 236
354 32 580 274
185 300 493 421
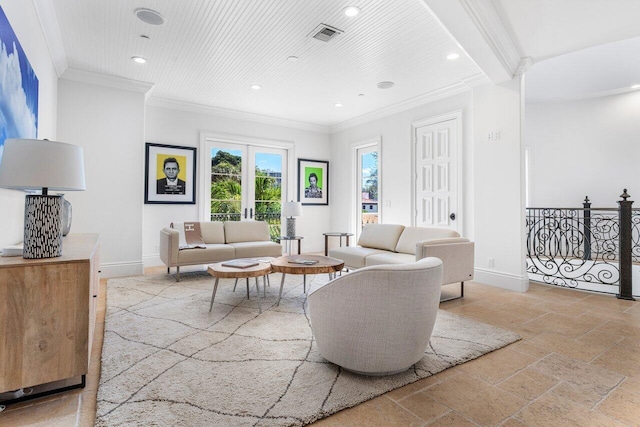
96 271 520 426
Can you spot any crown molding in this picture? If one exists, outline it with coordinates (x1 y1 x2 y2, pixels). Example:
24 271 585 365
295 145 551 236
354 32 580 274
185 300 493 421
458 0 521 77
330 73 488 133
60 68 154 94
146 97 331 134
32 0 68 76
515 56 534 76
526 85 640 104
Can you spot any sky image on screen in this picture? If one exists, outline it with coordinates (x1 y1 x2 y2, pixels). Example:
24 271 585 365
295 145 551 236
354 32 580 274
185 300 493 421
0 5 39 163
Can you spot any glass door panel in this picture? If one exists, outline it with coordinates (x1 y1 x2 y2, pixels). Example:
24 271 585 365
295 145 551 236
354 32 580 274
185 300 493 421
358 147 379 235
253 150 283 240
210 147 243 221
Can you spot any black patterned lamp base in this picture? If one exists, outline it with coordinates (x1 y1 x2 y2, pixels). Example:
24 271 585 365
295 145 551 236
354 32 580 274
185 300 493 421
23 195 63 259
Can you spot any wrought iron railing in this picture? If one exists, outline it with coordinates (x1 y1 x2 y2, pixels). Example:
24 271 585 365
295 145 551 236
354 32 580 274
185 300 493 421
525 190 637 299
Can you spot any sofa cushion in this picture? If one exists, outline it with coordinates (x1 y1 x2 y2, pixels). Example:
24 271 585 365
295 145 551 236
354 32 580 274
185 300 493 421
228 241 282 258
200 222 226 244
357 224 405 251
395 226 460 255
329 246 388 269
224 221 271 243
365 252 415 266
178 244 235 264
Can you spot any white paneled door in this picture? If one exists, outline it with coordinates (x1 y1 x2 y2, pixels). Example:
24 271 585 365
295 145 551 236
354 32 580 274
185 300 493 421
415 118 458 231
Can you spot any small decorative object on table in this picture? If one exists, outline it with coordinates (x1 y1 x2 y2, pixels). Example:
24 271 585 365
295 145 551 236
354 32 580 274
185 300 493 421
221 260 259 269
288 258 319 265
61 195 73 236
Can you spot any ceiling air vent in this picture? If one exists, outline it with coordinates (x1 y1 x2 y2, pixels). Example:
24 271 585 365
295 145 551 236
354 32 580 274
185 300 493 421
308 24 343 42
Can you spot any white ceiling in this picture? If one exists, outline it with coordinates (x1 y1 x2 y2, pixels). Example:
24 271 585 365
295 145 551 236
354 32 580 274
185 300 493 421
37 0 640 130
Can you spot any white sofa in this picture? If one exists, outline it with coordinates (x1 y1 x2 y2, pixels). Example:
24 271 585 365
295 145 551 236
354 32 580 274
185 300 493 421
329 224 474 299
308 257 443 375
159 220 282 281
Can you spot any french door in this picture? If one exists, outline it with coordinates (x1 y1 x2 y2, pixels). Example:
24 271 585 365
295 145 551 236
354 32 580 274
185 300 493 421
202 139 288 239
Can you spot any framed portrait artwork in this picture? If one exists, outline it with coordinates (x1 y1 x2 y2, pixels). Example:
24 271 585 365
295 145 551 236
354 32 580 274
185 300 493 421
144 143 197 204
298 158 328 205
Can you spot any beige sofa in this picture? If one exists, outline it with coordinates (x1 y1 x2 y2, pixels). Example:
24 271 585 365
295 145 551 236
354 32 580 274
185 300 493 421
329 224 474 299
160 220 282 281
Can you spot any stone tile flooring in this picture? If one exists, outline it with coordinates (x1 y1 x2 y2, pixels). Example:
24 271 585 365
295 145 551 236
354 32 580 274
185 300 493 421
3 276 639 426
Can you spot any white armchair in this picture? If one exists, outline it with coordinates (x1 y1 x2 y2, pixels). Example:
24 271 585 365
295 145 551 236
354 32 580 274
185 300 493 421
308 257 443 376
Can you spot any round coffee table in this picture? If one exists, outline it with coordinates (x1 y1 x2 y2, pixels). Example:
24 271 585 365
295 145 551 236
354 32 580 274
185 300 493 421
270 255 345 305
207 260 272 313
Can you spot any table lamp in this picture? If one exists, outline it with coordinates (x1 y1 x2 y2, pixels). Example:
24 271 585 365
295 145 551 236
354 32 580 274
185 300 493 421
282 200 303 237
0 138 86 259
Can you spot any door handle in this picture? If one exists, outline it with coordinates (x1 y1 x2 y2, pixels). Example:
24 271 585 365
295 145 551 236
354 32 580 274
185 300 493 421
250 208 253 219
449 213 456 221
244 208 247 219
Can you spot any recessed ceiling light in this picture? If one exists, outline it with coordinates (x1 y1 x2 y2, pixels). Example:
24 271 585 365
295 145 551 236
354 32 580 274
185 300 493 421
135 8 165 25
287 56 299 62
131 56 147 64
631 84 640 89
251 84 262 90
447 53 460 60
334 103 343 107
376 81 394 89
343 6 361 17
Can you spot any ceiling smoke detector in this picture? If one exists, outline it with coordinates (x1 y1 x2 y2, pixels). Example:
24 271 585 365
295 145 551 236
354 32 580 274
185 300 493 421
135 8 165 25
308 24 343 42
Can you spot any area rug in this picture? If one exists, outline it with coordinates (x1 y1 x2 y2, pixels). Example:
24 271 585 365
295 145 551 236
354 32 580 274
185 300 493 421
96 271 520 426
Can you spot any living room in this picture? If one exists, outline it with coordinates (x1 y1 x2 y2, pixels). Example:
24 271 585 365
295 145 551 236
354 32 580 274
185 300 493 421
1 0 640 425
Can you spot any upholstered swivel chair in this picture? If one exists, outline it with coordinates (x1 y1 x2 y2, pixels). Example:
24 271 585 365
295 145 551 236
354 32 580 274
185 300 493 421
308 257 443 376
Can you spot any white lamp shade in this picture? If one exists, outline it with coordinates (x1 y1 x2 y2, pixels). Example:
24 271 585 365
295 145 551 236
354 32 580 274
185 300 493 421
0 139 86 191
282 201 303 217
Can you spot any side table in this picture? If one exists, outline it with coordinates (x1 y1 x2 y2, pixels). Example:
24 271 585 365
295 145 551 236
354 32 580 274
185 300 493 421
323 232 354 256
207 260 272 313
278 236 303 255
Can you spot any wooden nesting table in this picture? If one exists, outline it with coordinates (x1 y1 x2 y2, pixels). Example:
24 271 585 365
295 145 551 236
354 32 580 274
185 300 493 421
270 255 344 305
207 260 272 313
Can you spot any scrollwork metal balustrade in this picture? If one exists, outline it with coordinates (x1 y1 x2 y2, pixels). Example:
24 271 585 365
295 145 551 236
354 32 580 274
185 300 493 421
526 195 638 298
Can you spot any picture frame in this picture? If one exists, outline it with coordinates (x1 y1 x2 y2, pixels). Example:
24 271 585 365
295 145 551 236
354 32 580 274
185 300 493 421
298 158 328 205
144 143 197 204
0 6 39 163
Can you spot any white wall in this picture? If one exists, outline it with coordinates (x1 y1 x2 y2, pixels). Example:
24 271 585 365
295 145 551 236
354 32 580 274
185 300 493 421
526 91 640 208
329 92 475 239
472 78 529 292
0 0 58 249
57 77 146 277
143 105 331 267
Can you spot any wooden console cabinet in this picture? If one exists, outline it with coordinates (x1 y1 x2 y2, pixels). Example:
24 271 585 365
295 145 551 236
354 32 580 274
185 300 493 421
0 234 100 393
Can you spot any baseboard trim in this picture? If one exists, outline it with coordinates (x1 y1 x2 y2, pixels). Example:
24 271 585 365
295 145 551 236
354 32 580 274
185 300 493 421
99 261 144 278
473 268 529 293
143 254 165 269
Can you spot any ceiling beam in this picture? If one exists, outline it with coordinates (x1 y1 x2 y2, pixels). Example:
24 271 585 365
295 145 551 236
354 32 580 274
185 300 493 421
419 0 524 84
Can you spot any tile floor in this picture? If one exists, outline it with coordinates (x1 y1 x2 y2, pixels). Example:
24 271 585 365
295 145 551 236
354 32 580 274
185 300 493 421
2 274 639 426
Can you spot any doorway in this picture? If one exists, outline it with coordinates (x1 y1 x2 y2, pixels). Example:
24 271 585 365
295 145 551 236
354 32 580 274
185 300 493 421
201 136 291 240
413 113 461 232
